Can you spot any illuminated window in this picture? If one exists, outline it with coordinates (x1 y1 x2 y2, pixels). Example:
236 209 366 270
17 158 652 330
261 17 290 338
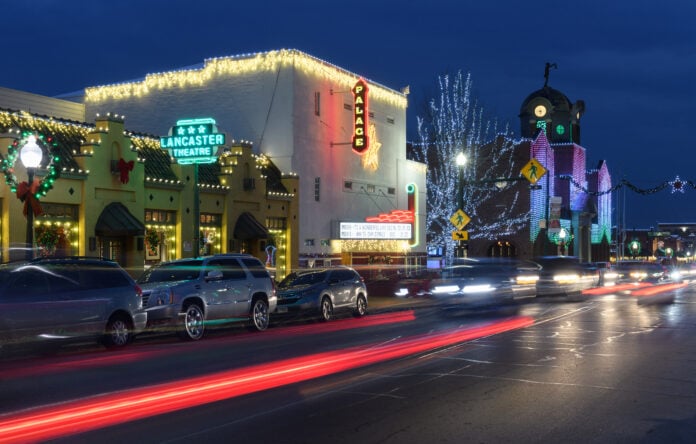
266 217 287 230
145 209 175 223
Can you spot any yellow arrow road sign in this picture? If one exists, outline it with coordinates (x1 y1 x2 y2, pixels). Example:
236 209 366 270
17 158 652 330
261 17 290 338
452 230 469 241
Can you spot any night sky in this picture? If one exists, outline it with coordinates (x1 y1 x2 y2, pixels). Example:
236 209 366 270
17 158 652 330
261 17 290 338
3 0 695 229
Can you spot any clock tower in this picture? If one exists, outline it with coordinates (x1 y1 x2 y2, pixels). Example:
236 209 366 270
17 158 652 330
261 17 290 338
519 63 585 144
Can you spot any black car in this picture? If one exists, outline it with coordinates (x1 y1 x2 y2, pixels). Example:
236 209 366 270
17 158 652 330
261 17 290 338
534 256 596 298
423 257 540 309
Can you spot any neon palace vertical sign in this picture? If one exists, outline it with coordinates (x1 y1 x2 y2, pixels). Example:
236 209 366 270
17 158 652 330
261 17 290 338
352 79 369 154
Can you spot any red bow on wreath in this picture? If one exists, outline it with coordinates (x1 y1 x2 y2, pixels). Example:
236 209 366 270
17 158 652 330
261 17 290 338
118 158 135 184
17 178 43 217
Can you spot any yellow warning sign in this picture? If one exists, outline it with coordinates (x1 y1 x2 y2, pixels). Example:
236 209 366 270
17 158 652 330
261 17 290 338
521 158 547 184
449 209 470 230
452 230 469 241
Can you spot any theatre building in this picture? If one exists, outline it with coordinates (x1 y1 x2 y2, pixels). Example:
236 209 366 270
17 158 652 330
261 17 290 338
0 87 299 277
69 49 427 267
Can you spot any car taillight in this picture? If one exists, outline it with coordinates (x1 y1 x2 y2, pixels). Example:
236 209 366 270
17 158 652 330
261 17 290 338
135 284 143 308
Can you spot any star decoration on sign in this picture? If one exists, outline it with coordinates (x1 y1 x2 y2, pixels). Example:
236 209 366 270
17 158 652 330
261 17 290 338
670 175 685 193
362 124 381 171
198 125 207 134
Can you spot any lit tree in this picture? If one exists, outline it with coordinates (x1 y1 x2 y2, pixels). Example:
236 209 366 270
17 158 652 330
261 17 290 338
412 71 529 263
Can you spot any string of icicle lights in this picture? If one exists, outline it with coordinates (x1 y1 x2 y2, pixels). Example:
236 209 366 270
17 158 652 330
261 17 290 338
559 174 691 195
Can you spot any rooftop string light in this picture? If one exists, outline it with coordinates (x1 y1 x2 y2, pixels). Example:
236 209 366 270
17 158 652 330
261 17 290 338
84 49 408 109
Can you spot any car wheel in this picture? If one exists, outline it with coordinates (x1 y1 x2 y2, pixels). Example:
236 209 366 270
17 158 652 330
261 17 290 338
103 314 133 348
250 298 270 331
320 296 333 321
180 303 205 340
354 295 367 317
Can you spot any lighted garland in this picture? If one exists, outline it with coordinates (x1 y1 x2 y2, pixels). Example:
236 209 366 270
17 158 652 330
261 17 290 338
145 228 160 255
35 225 68 256
1 131 62 197
558 174 693 196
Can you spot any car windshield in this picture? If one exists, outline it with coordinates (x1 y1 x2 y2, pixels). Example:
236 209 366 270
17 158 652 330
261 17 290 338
278 271 327 288
137 260 204 283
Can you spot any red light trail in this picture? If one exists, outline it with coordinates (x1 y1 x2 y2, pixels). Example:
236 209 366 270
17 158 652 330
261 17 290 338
0 316 533 443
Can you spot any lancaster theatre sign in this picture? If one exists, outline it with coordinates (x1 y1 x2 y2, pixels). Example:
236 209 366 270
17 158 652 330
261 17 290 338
160 117 225 164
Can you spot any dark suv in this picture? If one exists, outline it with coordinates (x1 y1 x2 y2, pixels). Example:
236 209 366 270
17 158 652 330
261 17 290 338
137 254 277 340
0 257 147 352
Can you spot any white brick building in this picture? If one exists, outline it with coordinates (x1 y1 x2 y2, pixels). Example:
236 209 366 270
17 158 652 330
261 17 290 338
72 49 426 264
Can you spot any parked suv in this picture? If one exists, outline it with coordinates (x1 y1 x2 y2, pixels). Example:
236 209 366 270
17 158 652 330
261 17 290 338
276 266 368 321
0 257 147 352
137 254 276 340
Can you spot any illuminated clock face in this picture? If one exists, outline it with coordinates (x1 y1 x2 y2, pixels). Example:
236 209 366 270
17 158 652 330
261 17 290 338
534 105 547 118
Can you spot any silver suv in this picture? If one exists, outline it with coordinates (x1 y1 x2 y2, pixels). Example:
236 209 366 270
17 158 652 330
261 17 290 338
137 254 277 340
276 266 368 321
0 257 147 352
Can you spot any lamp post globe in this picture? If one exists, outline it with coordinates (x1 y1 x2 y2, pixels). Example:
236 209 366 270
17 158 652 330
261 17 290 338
20 135 43 168
20 135 44 260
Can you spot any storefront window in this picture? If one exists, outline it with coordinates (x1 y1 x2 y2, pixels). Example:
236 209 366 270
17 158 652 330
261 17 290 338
145 209 177 262
200 212 222 256
35 203 79 257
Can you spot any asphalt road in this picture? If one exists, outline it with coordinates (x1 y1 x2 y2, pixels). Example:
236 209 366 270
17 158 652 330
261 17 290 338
2 285 695 443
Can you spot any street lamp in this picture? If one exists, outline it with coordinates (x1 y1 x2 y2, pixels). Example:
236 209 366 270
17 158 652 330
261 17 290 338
559 227 567 256
456 152 467 209
19 135 43 260
455 152 467 257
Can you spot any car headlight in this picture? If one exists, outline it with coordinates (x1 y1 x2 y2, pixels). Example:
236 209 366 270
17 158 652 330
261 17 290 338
461 284 495 293
394 288 410 297
516 275 539 284
152 288 174 306
431 284 460 294
553 274 580 284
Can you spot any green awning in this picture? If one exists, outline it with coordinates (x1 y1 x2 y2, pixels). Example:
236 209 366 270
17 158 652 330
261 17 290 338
95 202 145 237
234 212 268 240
